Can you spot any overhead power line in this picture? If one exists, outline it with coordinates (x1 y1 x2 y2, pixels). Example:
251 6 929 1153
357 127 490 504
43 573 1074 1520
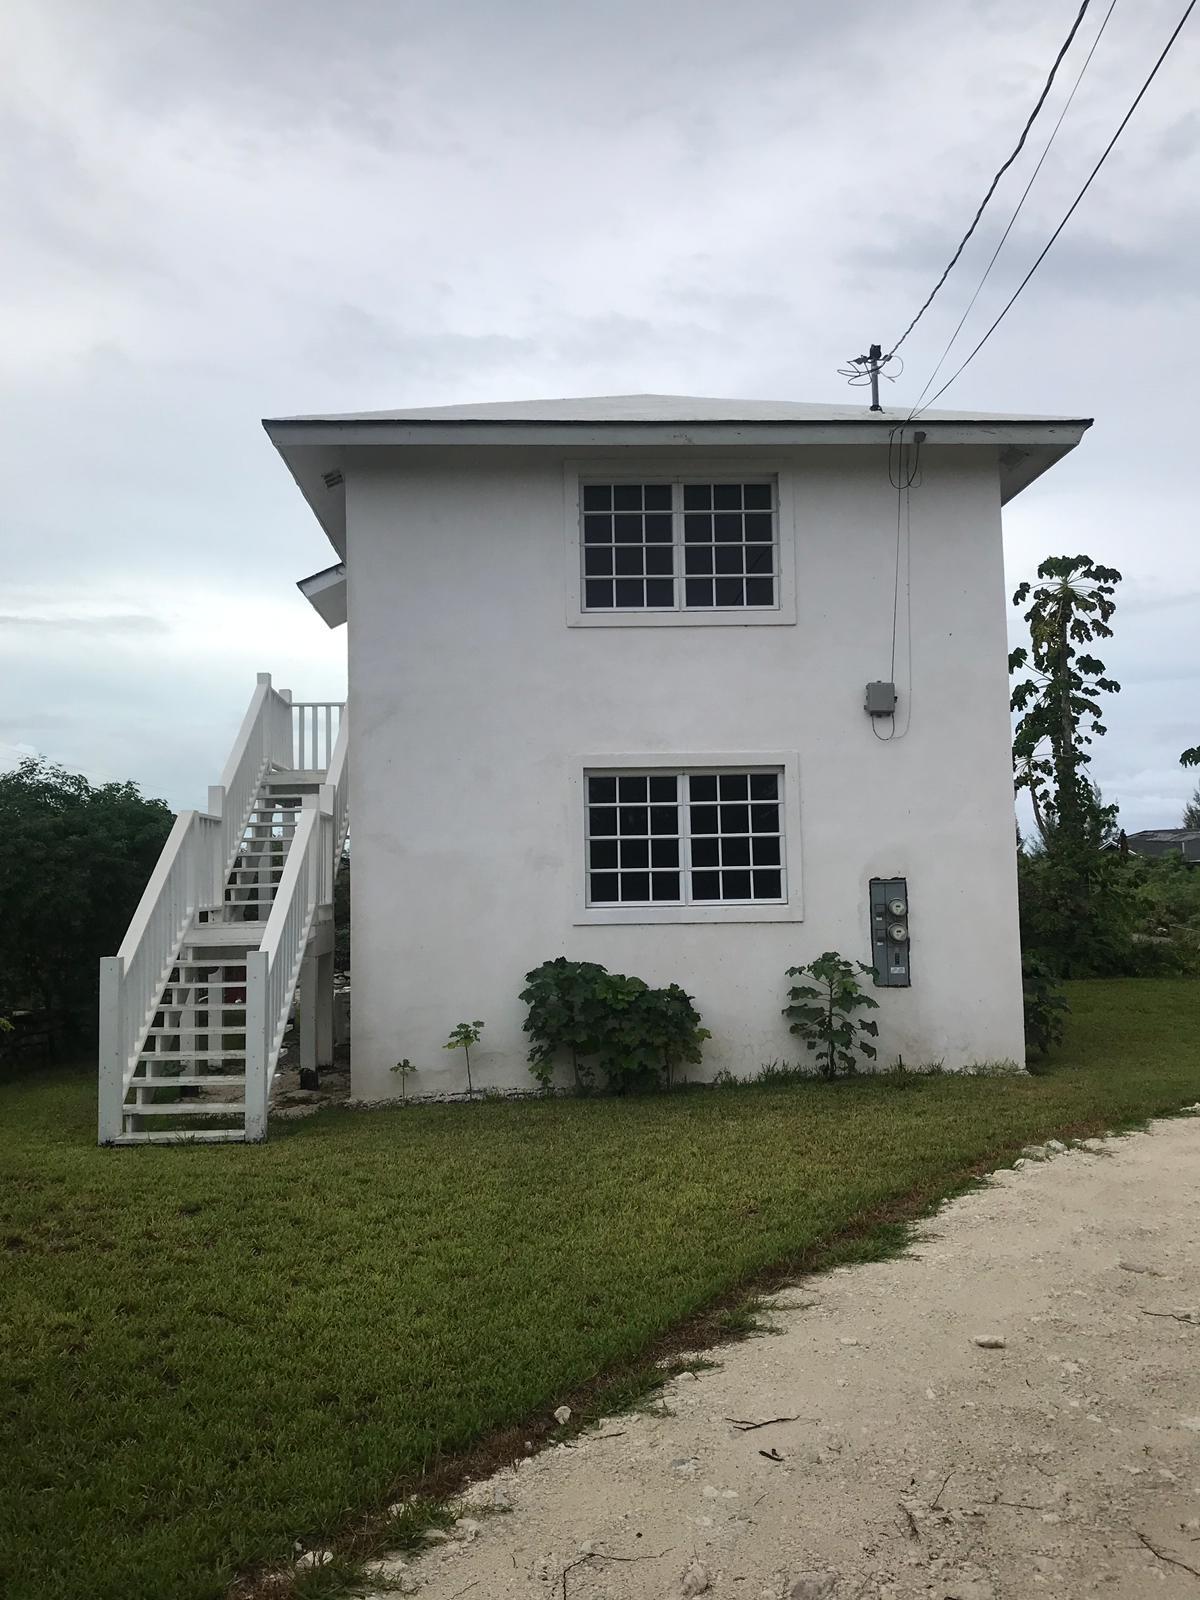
912 0 1196 416
884 0 1093 362
906 0 1120 416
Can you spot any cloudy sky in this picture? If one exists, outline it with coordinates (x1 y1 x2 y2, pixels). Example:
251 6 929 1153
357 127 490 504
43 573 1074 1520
2 0 1197 830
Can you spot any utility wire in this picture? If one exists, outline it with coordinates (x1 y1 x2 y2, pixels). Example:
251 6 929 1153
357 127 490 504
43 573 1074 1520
906 0 1120 417
884 0 1093 362
913 0 1196 416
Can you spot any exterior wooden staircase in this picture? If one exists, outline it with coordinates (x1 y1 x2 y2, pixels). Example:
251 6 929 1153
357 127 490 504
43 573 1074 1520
98 676 348 1145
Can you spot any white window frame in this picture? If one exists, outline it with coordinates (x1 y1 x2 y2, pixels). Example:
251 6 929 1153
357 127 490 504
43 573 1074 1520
563 460 797 628
570 752 803 925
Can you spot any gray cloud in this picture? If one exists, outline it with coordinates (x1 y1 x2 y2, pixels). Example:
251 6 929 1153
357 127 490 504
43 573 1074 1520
2 0 1197 826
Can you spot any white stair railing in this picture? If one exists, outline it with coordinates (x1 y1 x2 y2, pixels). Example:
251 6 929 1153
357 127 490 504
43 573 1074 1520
291 701 343 771
209 673 296 880
324 710 349 863
98 809 223 1142
244 800 333 1139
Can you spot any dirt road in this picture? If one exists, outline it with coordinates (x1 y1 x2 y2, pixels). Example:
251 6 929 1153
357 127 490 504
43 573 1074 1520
369 1116 1200 1600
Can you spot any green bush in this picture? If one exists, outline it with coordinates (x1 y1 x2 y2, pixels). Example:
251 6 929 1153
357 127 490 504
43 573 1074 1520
1021 954 1069 1062
783 951 879 1079
520 958 710 1094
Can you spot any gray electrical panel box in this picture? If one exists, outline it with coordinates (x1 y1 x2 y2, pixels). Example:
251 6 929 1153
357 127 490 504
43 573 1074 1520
870 877 911 987
864 681 898 717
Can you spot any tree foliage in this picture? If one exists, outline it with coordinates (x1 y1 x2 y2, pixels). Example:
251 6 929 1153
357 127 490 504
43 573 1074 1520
0 757 173 1038
1010 555 1122 847
1183 785 1200 831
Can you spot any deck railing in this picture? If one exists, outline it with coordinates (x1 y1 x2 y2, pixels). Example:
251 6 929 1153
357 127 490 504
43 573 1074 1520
98 809 224 1141
324 710 350 864
291 701 343 772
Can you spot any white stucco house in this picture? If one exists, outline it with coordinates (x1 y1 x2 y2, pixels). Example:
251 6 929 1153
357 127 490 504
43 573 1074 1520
99 393 1090 1141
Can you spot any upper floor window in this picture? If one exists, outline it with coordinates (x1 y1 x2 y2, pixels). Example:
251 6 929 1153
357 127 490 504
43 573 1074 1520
581 480 777 613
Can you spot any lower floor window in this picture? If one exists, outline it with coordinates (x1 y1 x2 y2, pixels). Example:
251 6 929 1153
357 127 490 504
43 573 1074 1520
586 769 785 906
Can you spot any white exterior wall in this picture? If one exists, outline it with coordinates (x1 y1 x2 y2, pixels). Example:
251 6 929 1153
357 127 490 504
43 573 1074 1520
345 442 1024 1098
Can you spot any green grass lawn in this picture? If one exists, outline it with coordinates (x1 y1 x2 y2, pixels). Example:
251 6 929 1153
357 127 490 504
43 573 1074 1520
3 978 1199 1600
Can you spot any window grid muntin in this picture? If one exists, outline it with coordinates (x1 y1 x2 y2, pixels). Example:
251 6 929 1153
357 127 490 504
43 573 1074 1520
580 479 778 613
586 767 785 906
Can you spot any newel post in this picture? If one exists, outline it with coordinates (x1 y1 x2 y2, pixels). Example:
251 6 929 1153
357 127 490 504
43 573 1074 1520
98 957 125 1144
244 950 270 1141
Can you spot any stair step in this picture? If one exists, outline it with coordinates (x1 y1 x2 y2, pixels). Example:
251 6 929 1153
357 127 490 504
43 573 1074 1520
136 1050 248 1061
124 1100 249 1113
131 1073 247 1086
113 1129 249 1144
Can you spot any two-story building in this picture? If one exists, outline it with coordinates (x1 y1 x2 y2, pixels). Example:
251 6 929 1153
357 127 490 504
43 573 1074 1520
273 394 1089 1097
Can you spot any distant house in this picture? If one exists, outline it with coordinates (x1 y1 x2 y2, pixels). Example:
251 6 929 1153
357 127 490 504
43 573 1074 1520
100 393 1091 1142
1123 829 1200 864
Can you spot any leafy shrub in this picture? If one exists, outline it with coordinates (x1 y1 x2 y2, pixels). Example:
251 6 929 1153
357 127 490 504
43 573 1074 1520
783 951 879 1079
1021 955 1069 1062
520 958 709 1093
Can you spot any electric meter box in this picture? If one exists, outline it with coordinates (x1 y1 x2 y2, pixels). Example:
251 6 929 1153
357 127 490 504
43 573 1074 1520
870 877 911 987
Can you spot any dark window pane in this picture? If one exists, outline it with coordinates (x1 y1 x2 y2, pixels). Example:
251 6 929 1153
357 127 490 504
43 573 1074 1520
583 514 612 544
744 512 773 542
614 545 643 575
745 577 775 606
722 869 752 899
621 871 650 902
689 775 718 802
643 483 672 511
614 578 644 606
645 545 673 575
585 579 613 608
692 870 721 900
620 837 649 869
651 837 679 867
722 835 751 866
589 805 617 836
744 483 772 510
721 803 750 834
584 546 613 576
691 837 719 868
745 545 773 574
749 773 778 800
683 483 711 510
618 805 648 834
685 578 714 607
752 835 781 866
715 544 743 574
719 773 748 800
753 869 782 899
750 802 780 833
643 513 673 543
613 514 644 544
713 483 742 509
690 804 719 834
715 577 744 606
589 839 618 870
583 484 612 511
683 513 712 543
645 578 674 607
613 484 642 511
618 775 647 802
590 872 619 902
713 512 742 541
649 804 678 835
588 775 617 803
685 545 713 575
648 775 677 803
652 872 680 902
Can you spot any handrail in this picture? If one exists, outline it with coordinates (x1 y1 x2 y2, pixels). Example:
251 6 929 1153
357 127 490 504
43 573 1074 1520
325 711 350 863
291 701 343 771
100 808 223 1142
213 674 296 879
245 803 331 1137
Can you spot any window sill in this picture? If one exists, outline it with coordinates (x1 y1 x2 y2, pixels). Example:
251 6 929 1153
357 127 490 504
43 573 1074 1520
574 901 803 926
567 609 796 629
